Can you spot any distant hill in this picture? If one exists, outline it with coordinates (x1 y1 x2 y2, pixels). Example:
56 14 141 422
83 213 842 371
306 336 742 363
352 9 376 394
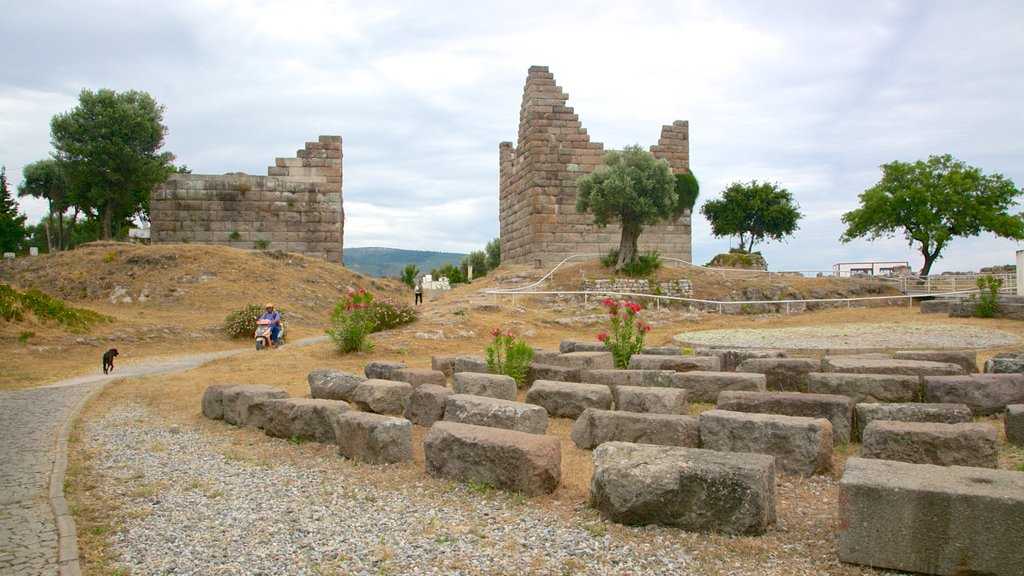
343 246 466 278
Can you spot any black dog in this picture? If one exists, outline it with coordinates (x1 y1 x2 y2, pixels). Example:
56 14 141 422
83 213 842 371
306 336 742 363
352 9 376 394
102 348 119 374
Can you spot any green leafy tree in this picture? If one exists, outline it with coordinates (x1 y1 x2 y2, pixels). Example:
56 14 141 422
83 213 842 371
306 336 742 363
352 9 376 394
700 180 802 254
485 237 500 270
575 145 681 270
841 155 1024 276
50 88 175 239
399 263 420 288
431 263 466 284
17 159 79 252
460 250 489 280
0 167 28 253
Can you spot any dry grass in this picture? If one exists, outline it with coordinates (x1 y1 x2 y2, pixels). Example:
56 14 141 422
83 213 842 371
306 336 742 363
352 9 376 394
6 242 1024 575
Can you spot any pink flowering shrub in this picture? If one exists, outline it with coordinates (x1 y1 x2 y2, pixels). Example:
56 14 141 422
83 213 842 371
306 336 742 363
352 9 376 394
598 299 651 368
485 327 535 388
326 290 418 353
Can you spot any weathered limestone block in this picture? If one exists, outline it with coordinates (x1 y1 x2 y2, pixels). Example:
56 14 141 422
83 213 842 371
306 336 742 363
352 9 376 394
201 384 239 420
1008 404 1024 446
571 408 700 450
349 379 413 415
838 457 1024 576
390 367 446 388
404 384 452 427
551 351 615 371
262 398 351 443
531 349 561 365
695 348 786 372
451 372 517 401
424 421 561 496
583 369 675 391
443 394 548 434
332 412 413 464
985 352 1024 374
918 299 953 314
735 358 819 392
615 385 688 414
641 346 684 356
524 380 612 419
821 356 964 378
431 354 457 378
699 410 833 476
716 391 854 445
220 384 289 427
669 371 766 404
363 360 407 380
559 340 606 353
805 372 920 403
453 355 490 374
308 368 365 401
893 350 978 374
527 363 583 385
590 442 776 535
923 373 1024 415
627 354 718 372
861 421 998 468
853 402 973 441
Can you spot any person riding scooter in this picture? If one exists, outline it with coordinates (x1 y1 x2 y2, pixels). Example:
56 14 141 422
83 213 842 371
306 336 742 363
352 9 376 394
258 303 282 346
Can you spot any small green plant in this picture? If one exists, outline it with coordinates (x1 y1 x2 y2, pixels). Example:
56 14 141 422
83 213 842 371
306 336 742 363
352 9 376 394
327 290 376 353
400 264 420 288
17 331 34 342
229 230 241 241
253 239 269 250
102 251 117 263
485 327 534 388
597 299 651 369
972 274 1003 318
600 249 619 268
619 251 662 277
585 523 608 538
466 477 496 495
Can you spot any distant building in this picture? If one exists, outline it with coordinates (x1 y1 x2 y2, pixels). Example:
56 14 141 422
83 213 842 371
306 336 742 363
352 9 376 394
833 261 910 277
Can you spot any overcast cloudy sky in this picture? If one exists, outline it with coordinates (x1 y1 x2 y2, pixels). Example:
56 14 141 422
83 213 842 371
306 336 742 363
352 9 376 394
2 1 1023 273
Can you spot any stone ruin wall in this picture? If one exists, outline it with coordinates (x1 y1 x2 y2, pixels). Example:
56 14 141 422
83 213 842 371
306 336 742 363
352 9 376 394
499 66 692 267
150 135 344 264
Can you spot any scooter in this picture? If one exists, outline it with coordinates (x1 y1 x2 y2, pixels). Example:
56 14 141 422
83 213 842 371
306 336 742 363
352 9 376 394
254 319 283 350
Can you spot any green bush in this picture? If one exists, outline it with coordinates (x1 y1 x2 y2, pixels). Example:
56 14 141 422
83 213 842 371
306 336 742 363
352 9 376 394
600 250 662 277
485 327 534 388
224 304 285 339
972 274 1003 318
326 290 418 353
0 283 110 331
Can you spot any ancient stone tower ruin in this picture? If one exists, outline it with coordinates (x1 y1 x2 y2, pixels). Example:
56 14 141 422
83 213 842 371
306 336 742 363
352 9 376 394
150 135 344 263
499 66 692 267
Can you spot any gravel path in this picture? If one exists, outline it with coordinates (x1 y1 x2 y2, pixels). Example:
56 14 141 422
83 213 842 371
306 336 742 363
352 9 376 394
673 322 1019 351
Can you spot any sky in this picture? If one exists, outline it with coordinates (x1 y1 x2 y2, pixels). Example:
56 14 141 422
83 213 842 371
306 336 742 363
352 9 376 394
2 0 1023 274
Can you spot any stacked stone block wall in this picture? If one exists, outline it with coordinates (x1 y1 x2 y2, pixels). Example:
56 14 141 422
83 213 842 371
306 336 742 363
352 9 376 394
150 135 344 263
499 66 692 267
582 278 693 298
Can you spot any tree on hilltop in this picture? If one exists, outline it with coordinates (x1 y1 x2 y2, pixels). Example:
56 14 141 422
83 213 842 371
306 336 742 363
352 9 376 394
700 180 802 254
840 154 1024 276
0 167 28 253
17 159 79 252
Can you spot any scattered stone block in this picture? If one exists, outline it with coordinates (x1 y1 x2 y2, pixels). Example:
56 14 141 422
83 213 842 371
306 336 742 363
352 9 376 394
424 421 561 496
526 363 582 385
853 402 973 441
699 410 833 476
220 385 289 427
641 346 683 356
524 380 612 419
838 457 1024 575
695 348 786 372
985 352 1024 374
308 369 365 401
861 421 998 468
404 384 452 427
615 385 688 415
583 369 675 391
451 372 517 401
431 354 457 378
262 398 351 443
363 360 407 380
332 412 413 464
443 394 548 434
531 349 561 365
669 371 766 403
390 367 446 388
453 355 490 374
590 442 776 535
559 340 605 353
1008 404 1024 446
805 372 920 403
923 373 1024 415
716 391 854 445
349 379 413 415
735 358 819 392
551 351 615 371
918 299 952 314
627 354 718 372
894 350 978 374
201 384 239 420
821 356 964 378
570 408 700 450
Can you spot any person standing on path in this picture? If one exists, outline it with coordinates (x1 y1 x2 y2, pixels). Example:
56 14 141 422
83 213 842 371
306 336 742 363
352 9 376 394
414 280 423 305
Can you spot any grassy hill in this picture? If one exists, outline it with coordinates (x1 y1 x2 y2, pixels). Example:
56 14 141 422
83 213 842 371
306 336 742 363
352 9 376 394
343 246 466 278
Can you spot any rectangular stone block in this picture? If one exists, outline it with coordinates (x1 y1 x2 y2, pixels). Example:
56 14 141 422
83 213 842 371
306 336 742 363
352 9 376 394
861 420 998 468
822 356 964 378
805 372 920 403
219 384 289 427
552 351 615 370
591 442 776 535
838 457 1024 576
669 371 766 403
627 354 715 372
853 402 973 441
391 367 446 387
349 379 413 415
893 350 978 374
735 358 819 392
583 369 675 390
699 410 833 476
404 384 452 427
524 380 612 419
923 373 1024 416
332 412 413 464
695 348 786 372
570 408 699 449
453 355 490 374
1008 404 1024 446
615 385 688 414
444 394 548 434
424 421 561 496
716 390 854 444
527 363 583 385
262 398 351 444
451 372 517 401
